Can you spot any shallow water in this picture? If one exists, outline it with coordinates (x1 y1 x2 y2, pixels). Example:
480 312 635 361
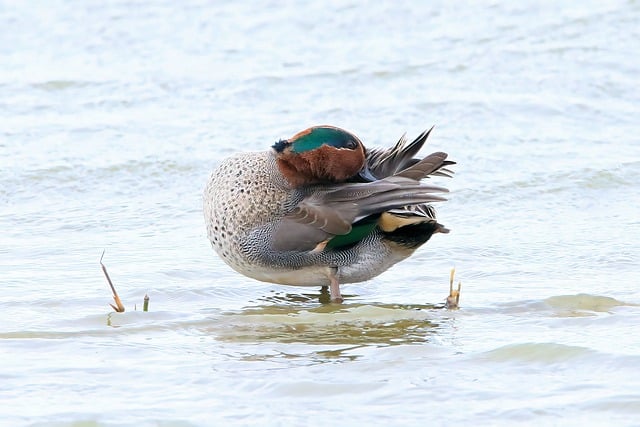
2 1 639 426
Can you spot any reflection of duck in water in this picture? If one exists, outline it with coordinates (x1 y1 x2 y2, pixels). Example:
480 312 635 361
204 126 454 302
216 300 443 347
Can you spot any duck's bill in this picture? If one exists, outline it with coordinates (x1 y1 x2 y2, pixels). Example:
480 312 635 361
357 165 378 182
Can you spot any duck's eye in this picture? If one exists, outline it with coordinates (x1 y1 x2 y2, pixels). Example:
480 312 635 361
345 139 358 150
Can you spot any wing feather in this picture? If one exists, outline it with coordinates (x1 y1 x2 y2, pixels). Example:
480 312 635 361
271 128 455 252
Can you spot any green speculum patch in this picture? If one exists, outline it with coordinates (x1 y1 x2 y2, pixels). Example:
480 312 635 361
326 216 378 250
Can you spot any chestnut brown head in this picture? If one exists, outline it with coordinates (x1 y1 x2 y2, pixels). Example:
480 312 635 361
272 126 367 187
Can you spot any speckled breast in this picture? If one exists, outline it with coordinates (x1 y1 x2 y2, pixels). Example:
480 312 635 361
203 151 291 270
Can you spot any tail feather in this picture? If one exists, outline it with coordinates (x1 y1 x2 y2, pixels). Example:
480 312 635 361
395 151 454 181
365 126 455 181
379 208 449 249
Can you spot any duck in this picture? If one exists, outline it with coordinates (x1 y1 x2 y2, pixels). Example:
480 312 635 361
203 125 454 302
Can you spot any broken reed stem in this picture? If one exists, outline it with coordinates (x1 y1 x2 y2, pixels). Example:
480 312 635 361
446 267 461 309
449 267 455 295
100 250 125 313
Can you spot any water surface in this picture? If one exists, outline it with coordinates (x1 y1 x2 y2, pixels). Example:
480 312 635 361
1 1 639 426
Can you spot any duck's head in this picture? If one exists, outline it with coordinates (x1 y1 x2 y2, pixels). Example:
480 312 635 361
272 125 371 187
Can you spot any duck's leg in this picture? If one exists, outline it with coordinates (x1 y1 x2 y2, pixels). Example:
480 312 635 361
326 267 343 303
